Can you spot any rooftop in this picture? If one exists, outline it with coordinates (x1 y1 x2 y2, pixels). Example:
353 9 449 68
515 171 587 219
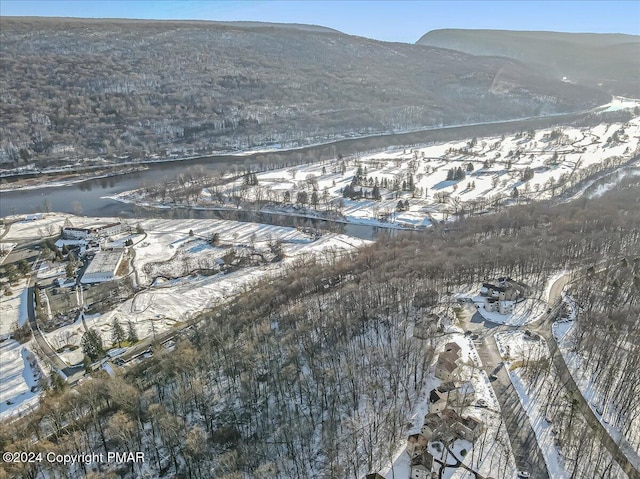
84 249 124 275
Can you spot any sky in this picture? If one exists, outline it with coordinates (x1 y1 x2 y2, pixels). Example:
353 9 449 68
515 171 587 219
1 1 638 43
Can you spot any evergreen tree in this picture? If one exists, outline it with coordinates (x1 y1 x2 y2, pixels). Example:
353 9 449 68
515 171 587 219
127 320 138 344
521 167 534 181
65 261 75 279
81 328 104 361
454 167 466 181
296 191 308 206
17 259 30 276
372 185 381 201
311 191 319 209
111 317 126 348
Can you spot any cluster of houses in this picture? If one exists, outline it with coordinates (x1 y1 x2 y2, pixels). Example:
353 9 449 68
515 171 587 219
404 342 485 479
363 341 489 479
480 277 526 315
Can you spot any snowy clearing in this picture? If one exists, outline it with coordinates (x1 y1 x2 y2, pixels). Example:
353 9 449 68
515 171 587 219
44 217 368 365
0 341 43 420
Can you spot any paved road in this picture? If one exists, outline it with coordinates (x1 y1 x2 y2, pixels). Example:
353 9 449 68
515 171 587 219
466 313 550 478
26 281 85 382
531 293 640 479
463 272 639 479
27 284 67 371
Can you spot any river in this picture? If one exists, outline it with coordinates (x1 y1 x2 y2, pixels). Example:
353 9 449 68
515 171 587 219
0 109 598 239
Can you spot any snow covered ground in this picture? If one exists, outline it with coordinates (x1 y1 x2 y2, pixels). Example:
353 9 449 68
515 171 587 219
471 296 546 326
0 341 43 419
0 242 18 263
0 279 29 339
555 299 640 471
495 331 572 479
495 330 627 479
0 276 46 420
113 113 640 229
43 217 368 365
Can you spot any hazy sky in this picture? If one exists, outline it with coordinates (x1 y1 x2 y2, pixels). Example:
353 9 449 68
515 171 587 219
2 1 638 43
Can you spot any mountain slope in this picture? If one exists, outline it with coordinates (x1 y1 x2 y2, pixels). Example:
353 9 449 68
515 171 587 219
417 29 640 97
0 18 608 167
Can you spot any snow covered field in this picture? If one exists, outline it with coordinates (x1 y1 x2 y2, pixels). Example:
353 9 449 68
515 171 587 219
113 112 640 229
0 279 29 339
41 217 368 365
0 279 41 420
0 341 43 419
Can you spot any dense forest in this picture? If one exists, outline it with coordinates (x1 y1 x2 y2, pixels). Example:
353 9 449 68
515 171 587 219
0 18 608 169
1 176 639 478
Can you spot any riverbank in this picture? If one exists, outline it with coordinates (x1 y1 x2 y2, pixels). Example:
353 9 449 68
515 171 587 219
0 105 613 194
0 166 149 192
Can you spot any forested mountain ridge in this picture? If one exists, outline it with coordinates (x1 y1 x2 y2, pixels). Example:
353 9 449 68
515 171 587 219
417 29 640 97
0 17 607 169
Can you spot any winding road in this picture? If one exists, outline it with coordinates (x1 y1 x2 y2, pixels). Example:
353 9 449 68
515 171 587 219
463 272 639 479
26 276 85 382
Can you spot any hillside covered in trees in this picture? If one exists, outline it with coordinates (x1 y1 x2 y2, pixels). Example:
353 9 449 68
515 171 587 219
0 18 609 169
1 174 639 479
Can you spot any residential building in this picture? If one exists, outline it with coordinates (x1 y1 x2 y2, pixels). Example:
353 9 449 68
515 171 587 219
62 222 122 241
434 356 458 381
499 300 514 315
410 451 434 479
62 227 93 240
443 342 461 356
440 409 484 442
484 297 499 312
480 278 525 302
406 433 429 458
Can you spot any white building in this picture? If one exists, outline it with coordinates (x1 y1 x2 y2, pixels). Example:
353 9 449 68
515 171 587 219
94 222 122 237
499 300 514 315
62 222 122 240
80 249 125 284
62 227 92 240
484 297 499 312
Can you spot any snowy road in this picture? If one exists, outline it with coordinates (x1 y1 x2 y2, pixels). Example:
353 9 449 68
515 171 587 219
531 277 640 479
